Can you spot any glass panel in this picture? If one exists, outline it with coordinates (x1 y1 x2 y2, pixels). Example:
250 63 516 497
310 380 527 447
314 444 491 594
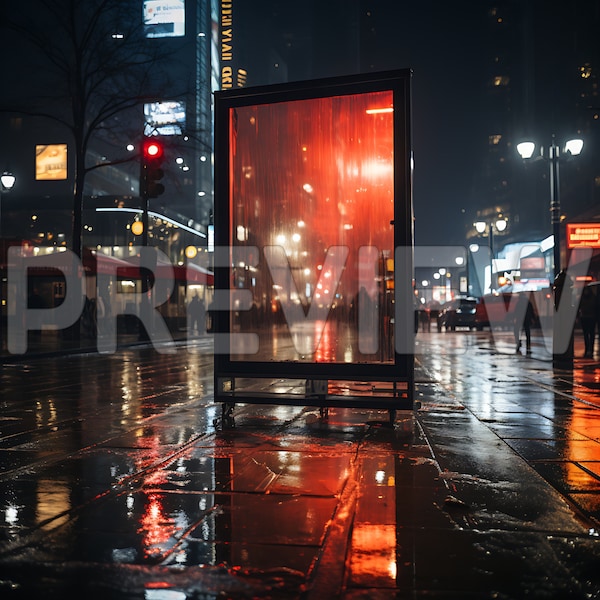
229 90 395 364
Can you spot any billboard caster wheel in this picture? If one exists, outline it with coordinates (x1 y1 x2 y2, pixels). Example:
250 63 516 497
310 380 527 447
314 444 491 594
214 402 235 429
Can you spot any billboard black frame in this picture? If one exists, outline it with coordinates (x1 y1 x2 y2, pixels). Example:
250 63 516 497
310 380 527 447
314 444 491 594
213 69 414 415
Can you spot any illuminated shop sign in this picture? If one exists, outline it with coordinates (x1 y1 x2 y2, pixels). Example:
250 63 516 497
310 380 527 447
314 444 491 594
219 0 247 89
566 223 600 249
144 101 186 136
35 144 67 180
143 0 185 38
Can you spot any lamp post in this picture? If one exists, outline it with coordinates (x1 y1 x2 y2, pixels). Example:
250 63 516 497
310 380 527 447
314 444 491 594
1 172 16 351
517 136 583 370
0 171 16 238
474 218 507 293
516 136 583 277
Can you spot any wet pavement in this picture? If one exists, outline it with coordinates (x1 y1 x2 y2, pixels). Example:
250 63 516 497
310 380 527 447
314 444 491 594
0 331 600 598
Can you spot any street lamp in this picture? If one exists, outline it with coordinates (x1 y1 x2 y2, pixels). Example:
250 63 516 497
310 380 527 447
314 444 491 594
518 136 583 370
474 217 507 293
0 171 16 239
516 135 583 277
1 171 16 351
0 172 15 191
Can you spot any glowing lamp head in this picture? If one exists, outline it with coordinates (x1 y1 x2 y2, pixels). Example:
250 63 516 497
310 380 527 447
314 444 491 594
564 138 584 156
1 172 16 190
516 141 536 159
131 221 144 236
185 245 198 259
495 219 507 232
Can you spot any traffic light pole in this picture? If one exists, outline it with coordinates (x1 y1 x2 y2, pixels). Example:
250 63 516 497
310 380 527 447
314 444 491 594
139 136 166 247
139 144 154 341
140 160 149 248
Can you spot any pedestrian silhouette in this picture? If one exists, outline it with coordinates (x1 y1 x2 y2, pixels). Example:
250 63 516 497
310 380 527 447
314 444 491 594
188 294 206 336
514 292 534 354
578 285 596 358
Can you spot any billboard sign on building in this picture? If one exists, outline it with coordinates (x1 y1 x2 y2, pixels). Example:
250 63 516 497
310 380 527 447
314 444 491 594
143 0 185 38
144 101 186 136
219 0 247 89
35 144 67 180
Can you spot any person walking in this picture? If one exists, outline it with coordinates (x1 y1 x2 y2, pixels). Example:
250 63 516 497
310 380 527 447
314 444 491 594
514 292 534 354
578 285 597 358
188 294 206 336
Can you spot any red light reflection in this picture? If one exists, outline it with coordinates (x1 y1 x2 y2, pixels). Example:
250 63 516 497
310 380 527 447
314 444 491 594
139 493 173 558
349 523 397 585
315 321 333 362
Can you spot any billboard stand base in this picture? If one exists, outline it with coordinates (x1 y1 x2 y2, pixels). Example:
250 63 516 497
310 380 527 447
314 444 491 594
213 401 236 429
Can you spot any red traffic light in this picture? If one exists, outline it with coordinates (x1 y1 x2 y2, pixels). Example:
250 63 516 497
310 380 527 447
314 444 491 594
141 138 165 197
142 139 164 161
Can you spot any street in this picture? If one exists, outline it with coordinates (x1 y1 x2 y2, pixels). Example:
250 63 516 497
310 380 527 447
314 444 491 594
0 330 600 598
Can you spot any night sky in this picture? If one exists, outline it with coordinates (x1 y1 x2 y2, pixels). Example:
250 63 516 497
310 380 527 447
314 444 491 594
382 4 489 247
236 1 493 247
235 0 598 250
2 1 594 250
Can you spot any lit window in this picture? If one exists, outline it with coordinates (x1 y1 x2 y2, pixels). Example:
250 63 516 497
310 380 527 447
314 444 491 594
493 76 510 86
489 134 502 145
580 64 592 79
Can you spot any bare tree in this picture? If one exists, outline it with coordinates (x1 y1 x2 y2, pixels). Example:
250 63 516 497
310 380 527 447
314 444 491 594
1 0 186 257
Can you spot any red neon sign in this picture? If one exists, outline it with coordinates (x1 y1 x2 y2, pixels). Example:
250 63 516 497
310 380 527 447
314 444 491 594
566 223 600 249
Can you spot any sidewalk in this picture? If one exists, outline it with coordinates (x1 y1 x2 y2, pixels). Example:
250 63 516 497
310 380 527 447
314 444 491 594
0 321 589 361
0 326 190 360
0 330 599 598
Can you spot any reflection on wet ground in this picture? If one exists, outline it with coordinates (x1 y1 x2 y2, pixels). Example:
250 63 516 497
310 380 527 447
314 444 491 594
416 330 600 527
0 333 599 598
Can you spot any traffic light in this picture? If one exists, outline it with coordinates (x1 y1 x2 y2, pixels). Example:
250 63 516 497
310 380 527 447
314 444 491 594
142 139 165 198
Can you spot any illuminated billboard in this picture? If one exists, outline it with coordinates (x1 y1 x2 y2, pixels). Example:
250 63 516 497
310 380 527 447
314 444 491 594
35 144 67 180
143 0 185 38
144 101 186 136
213 70 414 414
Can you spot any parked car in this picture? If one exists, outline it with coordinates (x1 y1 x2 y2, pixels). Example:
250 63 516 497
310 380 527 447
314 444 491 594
438 297 478 331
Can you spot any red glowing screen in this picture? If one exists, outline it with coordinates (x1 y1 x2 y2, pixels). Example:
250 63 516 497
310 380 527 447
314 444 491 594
215 72 412 376
226 90 398 364
230 92 394 255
